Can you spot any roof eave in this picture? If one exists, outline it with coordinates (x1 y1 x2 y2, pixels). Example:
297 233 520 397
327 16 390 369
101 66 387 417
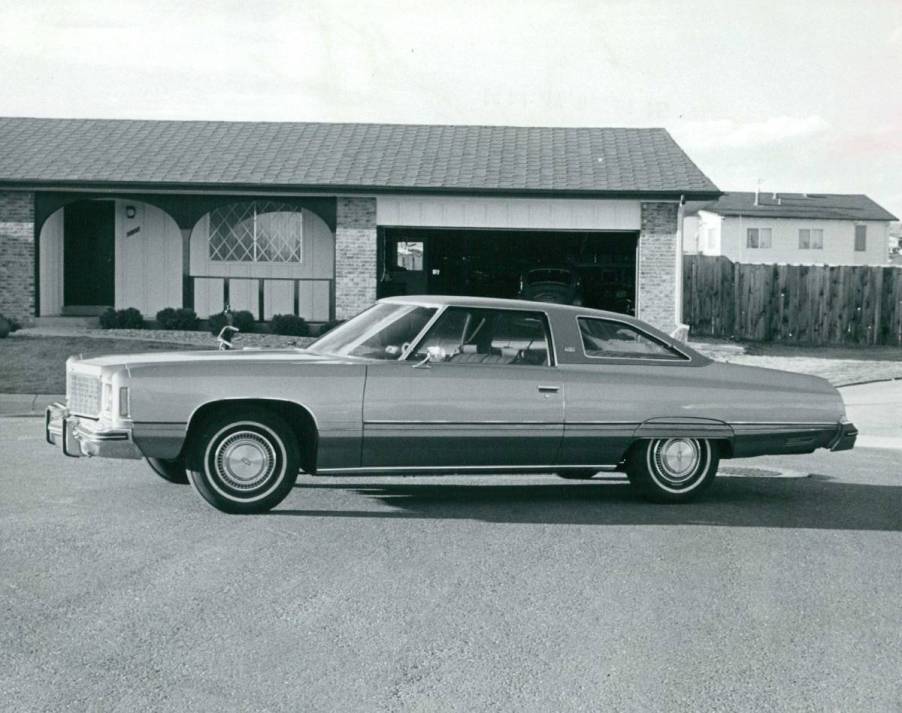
0 178 723 202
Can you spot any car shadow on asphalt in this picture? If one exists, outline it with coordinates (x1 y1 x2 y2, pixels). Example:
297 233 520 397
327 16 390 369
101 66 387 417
272 475 902 531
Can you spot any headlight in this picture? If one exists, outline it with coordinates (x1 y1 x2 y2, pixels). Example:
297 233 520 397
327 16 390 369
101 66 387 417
101 383 113 414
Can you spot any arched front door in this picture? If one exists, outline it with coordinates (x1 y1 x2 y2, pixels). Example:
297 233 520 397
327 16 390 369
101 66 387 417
63 200 115 313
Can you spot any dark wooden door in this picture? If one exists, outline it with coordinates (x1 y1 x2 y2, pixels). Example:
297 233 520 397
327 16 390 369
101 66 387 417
64 201 115 307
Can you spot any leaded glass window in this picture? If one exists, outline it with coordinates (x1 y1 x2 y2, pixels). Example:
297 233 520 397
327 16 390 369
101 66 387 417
209 201 303 263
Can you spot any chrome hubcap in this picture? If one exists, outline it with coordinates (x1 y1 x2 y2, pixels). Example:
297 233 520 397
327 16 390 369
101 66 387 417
215 431 276 491
655 438 701 484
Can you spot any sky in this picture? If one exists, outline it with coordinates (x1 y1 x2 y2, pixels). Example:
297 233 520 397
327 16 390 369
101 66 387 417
1 0 900 217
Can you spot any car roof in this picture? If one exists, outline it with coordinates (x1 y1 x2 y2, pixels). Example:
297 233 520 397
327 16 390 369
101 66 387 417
378 294 627 320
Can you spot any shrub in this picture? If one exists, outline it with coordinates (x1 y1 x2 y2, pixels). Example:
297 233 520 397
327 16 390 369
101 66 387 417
99 307 145 330
208 310 256 335
0 316 9 339
156 307 199 331
270 314 309 337
316 320 344 337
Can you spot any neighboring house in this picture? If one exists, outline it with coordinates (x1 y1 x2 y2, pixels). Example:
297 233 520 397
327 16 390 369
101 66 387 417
0 118 720 336
684 192 897 265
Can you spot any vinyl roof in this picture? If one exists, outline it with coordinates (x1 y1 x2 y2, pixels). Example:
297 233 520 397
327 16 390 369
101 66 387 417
0 117 720 198
692 191 897 221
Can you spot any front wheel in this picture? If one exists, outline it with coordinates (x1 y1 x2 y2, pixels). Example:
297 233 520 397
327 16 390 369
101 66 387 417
186 409 299 514
626 438 719 502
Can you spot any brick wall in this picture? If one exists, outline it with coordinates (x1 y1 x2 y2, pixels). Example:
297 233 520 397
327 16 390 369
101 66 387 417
637 201 679 335
0 191 35 323
334 197 377 319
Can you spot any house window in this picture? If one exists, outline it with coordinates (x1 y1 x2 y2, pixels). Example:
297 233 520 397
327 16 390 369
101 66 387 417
799 229 823 250
395 241 424 271
208 201 303 262
747 228 772 249
854 225 867 252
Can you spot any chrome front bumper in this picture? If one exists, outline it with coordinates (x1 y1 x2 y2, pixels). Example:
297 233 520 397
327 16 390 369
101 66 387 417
45 402 142 459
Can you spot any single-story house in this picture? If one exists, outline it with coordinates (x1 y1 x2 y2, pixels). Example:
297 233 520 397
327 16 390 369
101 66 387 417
0 117 720 335
683 191 897 265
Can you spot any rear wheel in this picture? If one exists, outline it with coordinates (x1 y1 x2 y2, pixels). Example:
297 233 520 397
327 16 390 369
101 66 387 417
186 409 299 514
146 457 188 484
626 438 718 502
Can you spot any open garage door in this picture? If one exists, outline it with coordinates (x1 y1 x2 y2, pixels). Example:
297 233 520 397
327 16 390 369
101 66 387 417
378 228 638 315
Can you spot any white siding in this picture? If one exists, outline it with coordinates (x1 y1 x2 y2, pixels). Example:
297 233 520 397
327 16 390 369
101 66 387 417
377 196 641 231
682 215 700 253
718 216 889 265
38 209 64 316
114 200 183 315
193 278 224 318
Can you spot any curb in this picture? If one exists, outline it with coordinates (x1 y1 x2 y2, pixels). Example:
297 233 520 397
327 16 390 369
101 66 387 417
0 393 65 417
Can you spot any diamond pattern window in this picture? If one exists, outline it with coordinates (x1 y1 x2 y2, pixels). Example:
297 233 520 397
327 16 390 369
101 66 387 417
209 201 303 263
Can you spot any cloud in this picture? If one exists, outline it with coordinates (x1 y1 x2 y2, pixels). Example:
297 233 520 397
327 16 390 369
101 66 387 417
675 115 831 150
891 26 902 44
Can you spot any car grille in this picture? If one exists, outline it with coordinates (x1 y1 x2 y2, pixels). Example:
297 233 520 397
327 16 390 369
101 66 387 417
67 372 101 417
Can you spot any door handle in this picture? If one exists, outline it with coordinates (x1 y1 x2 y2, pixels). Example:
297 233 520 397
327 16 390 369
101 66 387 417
537 385 560 393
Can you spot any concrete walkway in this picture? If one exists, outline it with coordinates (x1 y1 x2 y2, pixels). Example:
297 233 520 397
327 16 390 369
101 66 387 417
840 380 902 451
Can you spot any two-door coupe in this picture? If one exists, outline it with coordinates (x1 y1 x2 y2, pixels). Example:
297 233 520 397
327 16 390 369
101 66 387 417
46 296 857 513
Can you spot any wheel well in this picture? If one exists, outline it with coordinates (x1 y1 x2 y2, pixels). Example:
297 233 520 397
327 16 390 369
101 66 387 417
185 399 318 473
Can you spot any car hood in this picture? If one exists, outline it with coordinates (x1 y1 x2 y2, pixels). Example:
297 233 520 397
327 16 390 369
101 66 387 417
74 348 363 372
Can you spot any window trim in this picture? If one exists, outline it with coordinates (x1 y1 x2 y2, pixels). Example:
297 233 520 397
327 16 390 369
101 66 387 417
403 304 558 367
208 202 304 264
799 228 823 250
575 315 691 363
746 227 773 249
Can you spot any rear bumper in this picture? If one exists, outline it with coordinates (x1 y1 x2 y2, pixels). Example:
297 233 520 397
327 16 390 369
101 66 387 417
45 402 143 459
829 421 858 452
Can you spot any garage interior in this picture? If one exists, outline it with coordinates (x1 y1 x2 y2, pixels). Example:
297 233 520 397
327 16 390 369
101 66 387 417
377 228 639 315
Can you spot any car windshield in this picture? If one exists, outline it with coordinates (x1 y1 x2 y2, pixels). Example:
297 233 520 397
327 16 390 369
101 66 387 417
307 303 437 359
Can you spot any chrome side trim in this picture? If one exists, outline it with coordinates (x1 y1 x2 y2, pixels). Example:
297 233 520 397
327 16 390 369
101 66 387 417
365 419 563 425
317 464 619 474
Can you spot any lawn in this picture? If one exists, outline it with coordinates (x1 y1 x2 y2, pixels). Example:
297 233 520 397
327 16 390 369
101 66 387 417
0 336 201 393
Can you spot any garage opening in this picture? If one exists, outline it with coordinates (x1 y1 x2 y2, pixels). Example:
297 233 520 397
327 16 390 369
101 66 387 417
377 228 638 315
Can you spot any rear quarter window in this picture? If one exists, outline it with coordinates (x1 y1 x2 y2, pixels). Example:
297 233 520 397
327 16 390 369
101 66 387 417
577 318 687 361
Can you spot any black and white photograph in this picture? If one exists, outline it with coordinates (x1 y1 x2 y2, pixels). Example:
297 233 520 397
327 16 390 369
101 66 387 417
1 1 900 710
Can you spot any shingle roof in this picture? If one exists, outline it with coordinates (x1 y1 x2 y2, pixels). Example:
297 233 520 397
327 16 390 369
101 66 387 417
696 191 897 221
0 117 719 197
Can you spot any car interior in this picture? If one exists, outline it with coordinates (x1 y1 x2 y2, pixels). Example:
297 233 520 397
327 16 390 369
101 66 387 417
409 308 550 366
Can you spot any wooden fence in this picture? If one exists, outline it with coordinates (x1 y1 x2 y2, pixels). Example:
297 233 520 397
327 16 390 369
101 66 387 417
683 255 902 346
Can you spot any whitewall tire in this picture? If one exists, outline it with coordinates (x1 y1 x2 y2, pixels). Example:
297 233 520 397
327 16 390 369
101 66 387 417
186 409 299 514
626 438 718 502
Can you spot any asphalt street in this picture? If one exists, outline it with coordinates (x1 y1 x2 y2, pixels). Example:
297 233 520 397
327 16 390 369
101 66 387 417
1 416 900 713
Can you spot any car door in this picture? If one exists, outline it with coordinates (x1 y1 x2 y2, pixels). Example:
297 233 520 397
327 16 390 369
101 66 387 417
362 307 563 468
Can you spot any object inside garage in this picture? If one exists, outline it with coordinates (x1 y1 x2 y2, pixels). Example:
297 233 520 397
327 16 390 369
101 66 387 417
377 228 638 315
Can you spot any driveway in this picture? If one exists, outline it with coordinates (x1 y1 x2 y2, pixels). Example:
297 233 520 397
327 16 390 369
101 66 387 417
841 380 902 450
1 417 900 712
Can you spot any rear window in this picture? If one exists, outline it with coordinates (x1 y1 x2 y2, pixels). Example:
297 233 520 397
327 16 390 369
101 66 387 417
578 318 687 361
